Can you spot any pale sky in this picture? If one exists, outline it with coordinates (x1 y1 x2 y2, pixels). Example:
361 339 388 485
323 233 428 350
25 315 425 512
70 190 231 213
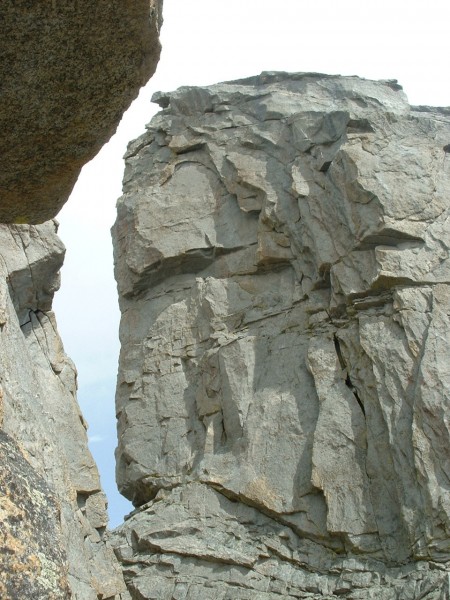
53 0 450 527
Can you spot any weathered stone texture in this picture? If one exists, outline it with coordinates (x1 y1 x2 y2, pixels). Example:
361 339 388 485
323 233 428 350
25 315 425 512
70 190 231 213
0 0 162 223
0 430 71 599
111 73 450 598
0 222 128 598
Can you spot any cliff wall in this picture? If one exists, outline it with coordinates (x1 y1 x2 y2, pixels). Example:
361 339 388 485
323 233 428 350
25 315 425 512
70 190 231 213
0 223 128 598
110 73 450 599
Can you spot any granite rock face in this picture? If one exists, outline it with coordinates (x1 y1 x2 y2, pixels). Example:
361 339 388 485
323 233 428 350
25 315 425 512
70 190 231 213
111 73 450 598
0 0 162 223
0 222 128 599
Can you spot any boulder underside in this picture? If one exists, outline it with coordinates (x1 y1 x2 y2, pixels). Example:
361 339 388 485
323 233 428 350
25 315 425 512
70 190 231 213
0 0 162 223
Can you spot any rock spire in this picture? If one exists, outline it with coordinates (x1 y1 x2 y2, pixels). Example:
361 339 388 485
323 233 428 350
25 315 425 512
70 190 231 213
111 73 450 599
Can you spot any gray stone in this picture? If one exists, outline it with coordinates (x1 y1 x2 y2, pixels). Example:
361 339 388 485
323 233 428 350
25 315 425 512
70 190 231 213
0 222 127 598
111 73 450 598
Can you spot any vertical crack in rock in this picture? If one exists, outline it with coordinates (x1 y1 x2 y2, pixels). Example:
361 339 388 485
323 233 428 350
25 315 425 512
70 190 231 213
110 72 450 599
333 333 366 416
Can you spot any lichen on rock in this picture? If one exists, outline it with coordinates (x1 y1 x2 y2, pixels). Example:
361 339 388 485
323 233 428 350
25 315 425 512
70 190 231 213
0 430 71 599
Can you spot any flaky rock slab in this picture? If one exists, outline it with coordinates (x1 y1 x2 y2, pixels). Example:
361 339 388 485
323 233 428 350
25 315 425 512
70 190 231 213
111 73 450 598
0 0 162 223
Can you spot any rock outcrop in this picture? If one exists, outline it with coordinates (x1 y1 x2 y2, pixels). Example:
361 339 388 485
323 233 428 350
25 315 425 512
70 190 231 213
111 73 450 598
0 222 128 598
0 0 162 223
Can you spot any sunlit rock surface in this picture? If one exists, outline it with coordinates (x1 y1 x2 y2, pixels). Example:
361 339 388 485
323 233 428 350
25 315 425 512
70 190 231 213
0 0 162 223
111 73 450 599
0 222 128 599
